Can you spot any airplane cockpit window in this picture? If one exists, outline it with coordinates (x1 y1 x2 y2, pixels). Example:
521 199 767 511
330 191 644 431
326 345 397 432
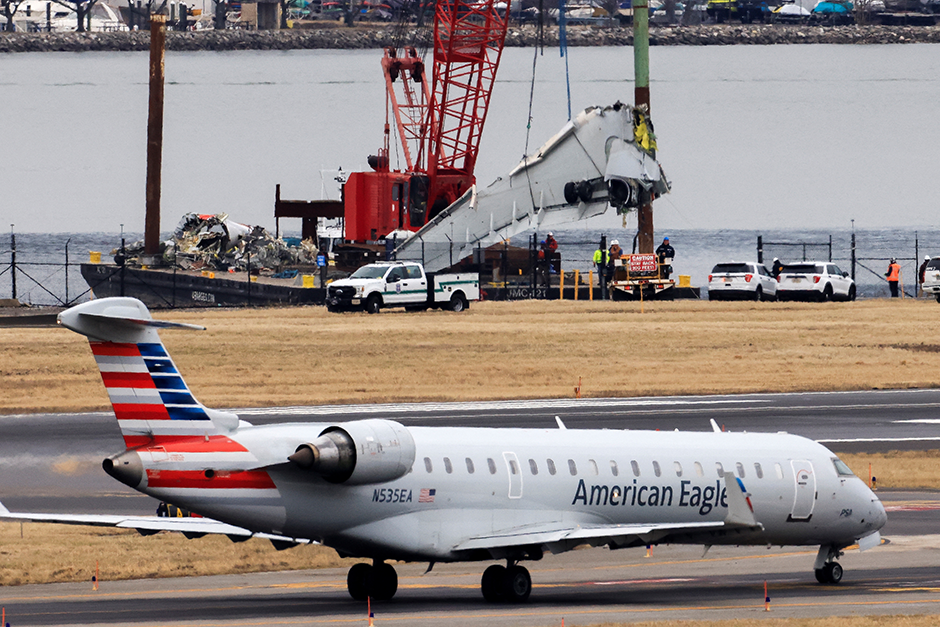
832 458 854 477
424 457 433 473
631 460 641 477
466 458 475 473
736 462 746 478
674 462 683 477
715 462 725 476
610 461 619 476
547 459 557 475
588 460 599 475
444 457 453 474
694 461 704 477
754 463 764 479
652 461 661 477
529 459 539 475
775 462 784 479
487 458 497 474
568 459 578 476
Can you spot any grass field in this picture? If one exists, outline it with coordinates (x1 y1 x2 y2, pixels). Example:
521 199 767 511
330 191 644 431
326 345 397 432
2 298 939 612
2 299 940 414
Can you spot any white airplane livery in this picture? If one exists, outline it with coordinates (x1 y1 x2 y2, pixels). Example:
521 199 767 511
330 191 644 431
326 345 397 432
0 297 887 602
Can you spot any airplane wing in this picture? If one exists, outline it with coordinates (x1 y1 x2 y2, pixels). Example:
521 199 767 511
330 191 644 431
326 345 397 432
455 472 763 554
0 501 313 546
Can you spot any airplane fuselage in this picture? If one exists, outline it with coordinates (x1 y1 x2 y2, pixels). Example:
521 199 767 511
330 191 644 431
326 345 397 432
114 422 885 563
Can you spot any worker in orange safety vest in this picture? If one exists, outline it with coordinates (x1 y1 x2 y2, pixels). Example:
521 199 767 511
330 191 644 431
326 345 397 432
885 258 901 298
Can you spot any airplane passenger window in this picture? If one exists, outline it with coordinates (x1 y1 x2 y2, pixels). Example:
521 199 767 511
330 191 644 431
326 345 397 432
529 459 538 475
424 457 433 473
652 461 661 477
674 462 683 477
775 462 784 479
631 460 641 477
588 460 599 476
487 458 497 474
715 462 724 476
610 461 619 477
547 459 557 475
509 459 519 475
754 463 764 479
568 459 578 475
444 457 453 474
736 462 745 478
466 458 475 474
694 462 704 477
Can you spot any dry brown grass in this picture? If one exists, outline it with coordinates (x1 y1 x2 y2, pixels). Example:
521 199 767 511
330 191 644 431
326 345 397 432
0 521 352 586
583 619 940 627
2 299 940 414
840 450 940 490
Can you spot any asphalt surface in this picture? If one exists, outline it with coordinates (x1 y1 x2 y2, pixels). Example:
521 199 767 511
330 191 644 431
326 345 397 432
3 536 940 627
2 389 940 514
3 391 940 626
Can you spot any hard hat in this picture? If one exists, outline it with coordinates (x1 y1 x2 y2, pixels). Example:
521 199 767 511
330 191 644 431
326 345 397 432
890 258 896 263
773 257 779 261
610 239 620 246
548 232 553 237
926 255 931 260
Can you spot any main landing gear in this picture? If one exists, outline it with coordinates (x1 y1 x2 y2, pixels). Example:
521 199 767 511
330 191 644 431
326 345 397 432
814 544 845 584
346 560 399 601
481 562 532 602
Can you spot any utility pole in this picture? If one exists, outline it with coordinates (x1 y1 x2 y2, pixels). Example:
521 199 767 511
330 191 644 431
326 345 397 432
144 14 166 263
633 0 654 254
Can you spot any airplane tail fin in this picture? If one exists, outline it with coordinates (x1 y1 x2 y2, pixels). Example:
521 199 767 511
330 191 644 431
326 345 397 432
58 298 240 448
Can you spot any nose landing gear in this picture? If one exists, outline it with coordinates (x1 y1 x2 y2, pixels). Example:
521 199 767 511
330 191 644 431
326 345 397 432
814 545 845 584
481 562 532 602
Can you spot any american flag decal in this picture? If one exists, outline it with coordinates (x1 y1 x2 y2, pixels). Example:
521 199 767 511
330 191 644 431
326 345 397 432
419 488 436 503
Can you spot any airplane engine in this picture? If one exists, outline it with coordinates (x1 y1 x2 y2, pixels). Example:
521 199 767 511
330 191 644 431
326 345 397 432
288 419 416 485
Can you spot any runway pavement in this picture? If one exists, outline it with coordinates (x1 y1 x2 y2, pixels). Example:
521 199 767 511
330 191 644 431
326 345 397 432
2 389 939 514
3 535 940 627
2 392 940 626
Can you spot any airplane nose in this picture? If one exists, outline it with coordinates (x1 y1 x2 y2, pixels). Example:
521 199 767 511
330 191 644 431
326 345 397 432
103 449 143 488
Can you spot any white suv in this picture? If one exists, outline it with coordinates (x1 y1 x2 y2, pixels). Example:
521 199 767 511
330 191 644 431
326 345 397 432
776 262 856 302
707 261 777 301
923 258 940 302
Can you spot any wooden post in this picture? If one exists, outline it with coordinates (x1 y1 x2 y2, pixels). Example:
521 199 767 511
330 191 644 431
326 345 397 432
574 270 579 300
145 15 167 258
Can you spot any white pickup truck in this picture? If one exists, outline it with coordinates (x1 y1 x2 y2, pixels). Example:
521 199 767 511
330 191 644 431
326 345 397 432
325 262 480 314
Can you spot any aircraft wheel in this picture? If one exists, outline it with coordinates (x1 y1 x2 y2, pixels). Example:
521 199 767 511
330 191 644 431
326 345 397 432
826 561 844 584
481 564 506 602
371 562 398 600
347 563 372 601
814 567 828 583
503 565 532 602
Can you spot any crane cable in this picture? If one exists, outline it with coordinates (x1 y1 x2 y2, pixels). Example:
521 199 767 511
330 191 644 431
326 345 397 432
522 0 545 212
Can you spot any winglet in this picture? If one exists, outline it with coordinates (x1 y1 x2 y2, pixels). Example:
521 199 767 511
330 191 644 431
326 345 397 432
0 500 9 516
722 472 760 528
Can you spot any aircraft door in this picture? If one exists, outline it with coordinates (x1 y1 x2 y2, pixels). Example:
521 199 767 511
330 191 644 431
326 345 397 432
789 460 816 521
502 452 523 499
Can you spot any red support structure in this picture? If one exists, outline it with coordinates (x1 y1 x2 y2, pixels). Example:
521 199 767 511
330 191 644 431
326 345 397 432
343 0 510 243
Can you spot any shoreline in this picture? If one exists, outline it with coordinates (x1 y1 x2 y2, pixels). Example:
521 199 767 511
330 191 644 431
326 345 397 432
2 24 940 53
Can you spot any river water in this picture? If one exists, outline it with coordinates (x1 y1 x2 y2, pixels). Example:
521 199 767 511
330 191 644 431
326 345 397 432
2 44 939 302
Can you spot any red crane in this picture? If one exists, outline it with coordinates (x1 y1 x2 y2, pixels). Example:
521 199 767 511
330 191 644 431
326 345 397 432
343 0 510 243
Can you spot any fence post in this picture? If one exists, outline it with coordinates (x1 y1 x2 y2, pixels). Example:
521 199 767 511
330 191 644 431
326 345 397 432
120 231 126 298
599 235 607 301
757 235 763 264
10 227 16 300
915 231 919 297
828 235 832 262
65 238 70 304
851 231 856 281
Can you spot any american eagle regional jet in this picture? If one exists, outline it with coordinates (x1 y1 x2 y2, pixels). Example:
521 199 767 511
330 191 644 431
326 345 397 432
0 298 886 602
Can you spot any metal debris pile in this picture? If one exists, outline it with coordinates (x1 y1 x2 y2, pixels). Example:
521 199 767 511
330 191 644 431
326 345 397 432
114 213 319 272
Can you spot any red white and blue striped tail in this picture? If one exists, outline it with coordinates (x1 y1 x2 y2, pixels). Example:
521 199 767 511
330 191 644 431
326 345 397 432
58 297 242 448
